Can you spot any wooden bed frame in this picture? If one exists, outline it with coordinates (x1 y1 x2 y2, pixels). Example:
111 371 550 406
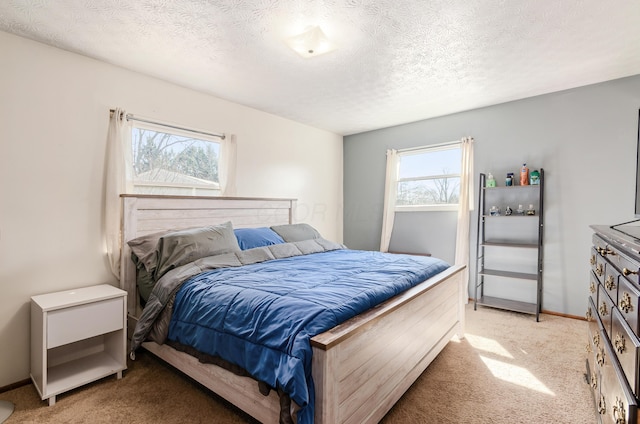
120 194 466 424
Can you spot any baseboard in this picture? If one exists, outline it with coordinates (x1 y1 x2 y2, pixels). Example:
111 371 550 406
541 309 586 321
0 378 30 394
468 298 586 321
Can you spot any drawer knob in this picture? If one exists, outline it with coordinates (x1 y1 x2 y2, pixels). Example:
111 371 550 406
623 267 638 276
598 395 606 415
605 275 616 291
590 255 596 265
614 333 626 354
599 301 608 317
613 397 626 424
593 333 600 348
590 373 597 389
590 281 596 293
597 347 606 367
596 264 604 277
586 308 593 322
619 292 633 314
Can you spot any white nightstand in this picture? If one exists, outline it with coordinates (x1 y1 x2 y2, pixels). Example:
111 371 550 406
30 284 127 405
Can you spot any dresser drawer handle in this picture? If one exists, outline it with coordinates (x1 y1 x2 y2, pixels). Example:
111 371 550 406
593 333 600 348
619 292 633 314
613 397 626 424
589 281 596 294
605 275 616 291
597 347 606 367
598 395 606 415
596 264 604 277
590 373 597 389
598 247 616 256
623 267 638 276
599 301 608 317
590 255 596 266
586 308 593 322
614 333 626 354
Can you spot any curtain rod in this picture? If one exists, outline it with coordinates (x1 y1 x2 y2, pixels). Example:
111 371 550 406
397 139 463 154
109 109 226 140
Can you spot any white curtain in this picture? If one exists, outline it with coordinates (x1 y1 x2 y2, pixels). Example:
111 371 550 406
380 149 399 252
454 137 475 301
104 108 132 280
219 134 237 196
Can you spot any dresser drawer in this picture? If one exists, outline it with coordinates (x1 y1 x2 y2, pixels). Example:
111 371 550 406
587 297 604 399
586 353 602 423
589 271 600 307
606 247 640 286
617 277 640 337
611 307 640 396
598 285 614 338
592 247 606 282
600 336 638 424
603 265 619 306
47 297 124 348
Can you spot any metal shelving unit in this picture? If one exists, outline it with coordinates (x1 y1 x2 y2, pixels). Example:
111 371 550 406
474 169 544 321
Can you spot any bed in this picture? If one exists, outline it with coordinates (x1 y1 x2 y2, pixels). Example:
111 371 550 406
120 194 466 424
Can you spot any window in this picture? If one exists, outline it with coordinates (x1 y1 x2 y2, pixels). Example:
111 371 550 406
130 123 222 196
395 143 462 211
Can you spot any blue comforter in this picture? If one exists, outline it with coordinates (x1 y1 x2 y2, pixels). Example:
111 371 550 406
167 249 449 423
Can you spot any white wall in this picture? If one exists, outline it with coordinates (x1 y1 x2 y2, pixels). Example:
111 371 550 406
0 31 343 388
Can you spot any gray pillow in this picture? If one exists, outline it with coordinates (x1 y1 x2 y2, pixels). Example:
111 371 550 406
130 252 156 304
155 221 240 280
294 239 325 255
128 229 172 273
267 243 302 258
236 247 276 265
270 223 321 242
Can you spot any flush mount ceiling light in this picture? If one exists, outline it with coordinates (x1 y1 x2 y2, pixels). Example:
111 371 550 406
286 25 337 58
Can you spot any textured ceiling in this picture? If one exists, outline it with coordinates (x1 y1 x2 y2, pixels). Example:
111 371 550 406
1 0 640 135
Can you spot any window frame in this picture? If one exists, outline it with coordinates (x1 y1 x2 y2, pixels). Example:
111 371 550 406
128 120 223 196
395 142 462 213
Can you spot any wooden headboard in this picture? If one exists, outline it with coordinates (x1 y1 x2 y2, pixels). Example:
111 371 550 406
119 195 296 317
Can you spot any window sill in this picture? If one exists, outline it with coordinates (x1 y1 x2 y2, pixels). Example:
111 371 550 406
395 205 459 212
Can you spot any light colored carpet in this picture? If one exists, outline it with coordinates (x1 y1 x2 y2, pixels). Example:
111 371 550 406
0 304 595 423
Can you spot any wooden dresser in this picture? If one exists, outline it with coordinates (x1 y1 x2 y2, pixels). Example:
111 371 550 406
587 225 640 424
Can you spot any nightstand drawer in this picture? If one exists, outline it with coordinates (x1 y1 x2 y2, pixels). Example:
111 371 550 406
48 297 124 348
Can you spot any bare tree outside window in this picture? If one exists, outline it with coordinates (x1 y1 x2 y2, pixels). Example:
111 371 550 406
397 173 460 205
395 145 461 210
131 127 221 195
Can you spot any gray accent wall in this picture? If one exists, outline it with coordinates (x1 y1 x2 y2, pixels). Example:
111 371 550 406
344 74 640 317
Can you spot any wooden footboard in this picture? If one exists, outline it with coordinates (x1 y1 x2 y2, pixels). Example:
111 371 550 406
120 195 466 424
311 264 464 424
